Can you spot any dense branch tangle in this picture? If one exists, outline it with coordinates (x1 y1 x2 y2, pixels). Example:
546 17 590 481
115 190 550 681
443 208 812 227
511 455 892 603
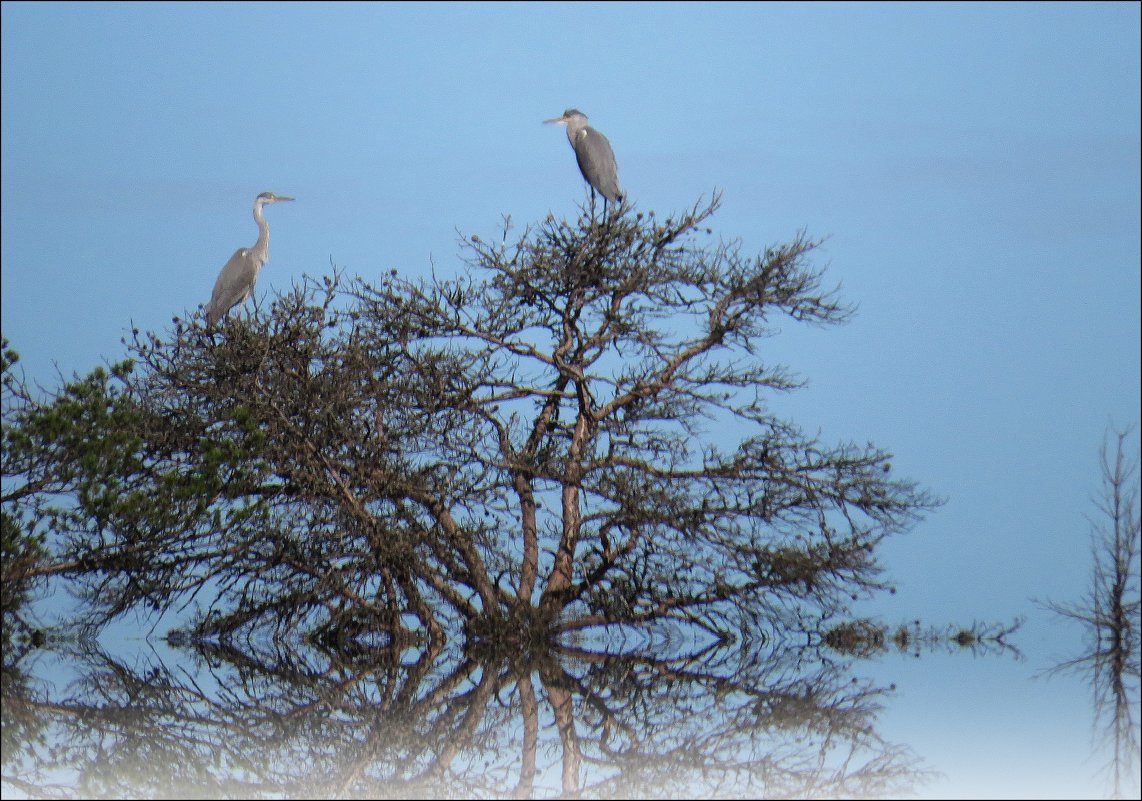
4 195 936 647
348 194 934 643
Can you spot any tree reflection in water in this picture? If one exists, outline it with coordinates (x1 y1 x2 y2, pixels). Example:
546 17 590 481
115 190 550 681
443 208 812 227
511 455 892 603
1044 636 1141 801
1040 428 1141 800
1 631 934 799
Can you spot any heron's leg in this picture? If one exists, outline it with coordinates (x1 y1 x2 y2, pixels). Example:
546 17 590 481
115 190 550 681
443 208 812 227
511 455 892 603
244 291 259 324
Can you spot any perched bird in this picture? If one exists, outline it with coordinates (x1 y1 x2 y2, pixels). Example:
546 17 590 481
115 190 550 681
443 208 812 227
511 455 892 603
204 192 294 328
544 108 623 213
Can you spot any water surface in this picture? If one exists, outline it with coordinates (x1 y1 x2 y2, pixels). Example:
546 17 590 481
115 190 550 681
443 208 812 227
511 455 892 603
1 611 1136 799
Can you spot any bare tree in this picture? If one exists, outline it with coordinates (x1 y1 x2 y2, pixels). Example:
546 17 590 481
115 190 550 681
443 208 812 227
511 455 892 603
1042 426 1141 799
2 196 937 646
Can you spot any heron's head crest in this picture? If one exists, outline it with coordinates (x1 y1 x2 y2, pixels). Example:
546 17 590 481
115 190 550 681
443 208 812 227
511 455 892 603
256 192 294 203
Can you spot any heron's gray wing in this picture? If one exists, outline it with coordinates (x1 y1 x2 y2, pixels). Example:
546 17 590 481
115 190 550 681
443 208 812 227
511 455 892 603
205 247 259 326
575 128 622 202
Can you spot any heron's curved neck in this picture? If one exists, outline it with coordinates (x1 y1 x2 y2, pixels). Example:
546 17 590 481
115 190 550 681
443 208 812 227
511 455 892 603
565 118 587 146
252 200 270 262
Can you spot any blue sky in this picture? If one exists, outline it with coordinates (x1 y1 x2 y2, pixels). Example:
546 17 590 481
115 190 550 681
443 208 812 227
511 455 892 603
2 1 1140 627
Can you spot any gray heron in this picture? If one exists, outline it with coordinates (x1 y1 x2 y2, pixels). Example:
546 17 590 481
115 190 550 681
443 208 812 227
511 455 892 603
204 191 294 328
545 109 623 214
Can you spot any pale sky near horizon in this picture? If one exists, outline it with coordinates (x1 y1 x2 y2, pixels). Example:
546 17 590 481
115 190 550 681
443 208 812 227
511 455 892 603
2 1 1140 630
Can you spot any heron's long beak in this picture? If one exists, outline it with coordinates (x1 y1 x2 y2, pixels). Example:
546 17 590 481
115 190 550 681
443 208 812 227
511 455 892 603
276 196 296 202
543 116 568 125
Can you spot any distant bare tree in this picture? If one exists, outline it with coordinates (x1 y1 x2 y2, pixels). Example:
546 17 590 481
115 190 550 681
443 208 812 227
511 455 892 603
1042 426 1140 799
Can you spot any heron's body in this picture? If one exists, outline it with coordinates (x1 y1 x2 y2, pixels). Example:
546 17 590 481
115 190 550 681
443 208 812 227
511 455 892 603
205 192 293 328
545 109 622 211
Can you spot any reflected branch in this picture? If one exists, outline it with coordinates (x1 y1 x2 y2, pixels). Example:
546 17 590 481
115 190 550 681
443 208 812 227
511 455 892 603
1040 426 1141 799
2 632 934 799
